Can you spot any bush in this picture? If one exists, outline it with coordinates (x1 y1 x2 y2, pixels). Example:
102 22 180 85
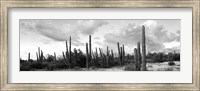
45 55 54 62
124 64 136 71
29 62 44 69
146 52 180 63
102 65 111 68
73 66 81 71
54 60 67 69
20 65 31 71
42 62 49 67
45 58 68 71
168 61 175 66
47 63 56 71
20 60 31 71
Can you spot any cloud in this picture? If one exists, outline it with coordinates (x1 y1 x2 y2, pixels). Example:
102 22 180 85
94 37 100 40
76 20 108 35
94 41 103 46
103 20 180 52
20 20 107 46
175 30 180 42
20 20 180 53
35 23 69 41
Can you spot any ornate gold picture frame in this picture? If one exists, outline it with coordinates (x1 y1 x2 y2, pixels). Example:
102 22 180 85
0 0 199 90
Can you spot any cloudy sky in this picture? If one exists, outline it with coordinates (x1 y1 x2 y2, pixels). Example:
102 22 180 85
20 19 180 60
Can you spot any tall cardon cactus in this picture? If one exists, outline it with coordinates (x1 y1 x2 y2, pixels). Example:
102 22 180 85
137 42 141 70
69 36 71 69
134 48 139 71
117 42 122 66
141 25 146 71
86 43 89 69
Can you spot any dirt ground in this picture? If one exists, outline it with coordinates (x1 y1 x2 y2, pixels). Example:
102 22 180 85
55 61 180 71
147 61 180 71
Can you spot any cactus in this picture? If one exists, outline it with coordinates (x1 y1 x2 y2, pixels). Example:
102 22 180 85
66 41 68 54
38 47 40 62
127 54 130 59
111 49 114 60
62 51 68 66
120 47 123 66
102 48 106 62
99 48 106 66
99 48 103 61
117 42 122 66
89 35 92 66
92 51 96 62
111 49 114 65
62 52 66 60
36 52 38 61
37 47 44 62
64 41 68 66
54 52 56 61
122 45 125 65
28 52 30 62
86 43 89 69
137 42 141 70
134 48 139 71
106 46 109 66
142 25 146 71
37 47 45 62
69 36 71 69
41 50 43 62
74 48 78 57
65 41 68 62
95 47 98 59
65 51 68 64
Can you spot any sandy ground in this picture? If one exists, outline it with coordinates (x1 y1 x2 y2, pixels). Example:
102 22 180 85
147 61 180 71
56 66 125 71
55 61 180 71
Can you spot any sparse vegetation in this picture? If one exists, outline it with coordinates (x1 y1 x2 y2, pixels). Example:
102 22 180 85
168 61 175 66
124 63 136 71
20 25 180 71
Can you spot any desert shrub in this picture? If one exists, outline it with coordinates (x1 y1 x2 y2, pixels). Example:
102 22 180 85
45 55 67 70
72 54 86 68
112 58 121 66
55 60 67 68
146 59 153 63
99 57 111 68
20 59 32 71
168 61 175 66
124 63 136 71
73 66 82 71
146 52 180 63
42 62 49 67
102 64 111 68
92 57 101 67
67 49 87 68
153 52 166 62
20 63 31 71
49 59 67 69
29 61 44 69
45 55 54 62
47 63 56 71
173 53 180 61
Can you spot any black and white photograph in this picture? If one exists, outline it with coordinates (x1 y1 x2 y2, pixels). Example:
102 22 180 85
20 19 180 71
